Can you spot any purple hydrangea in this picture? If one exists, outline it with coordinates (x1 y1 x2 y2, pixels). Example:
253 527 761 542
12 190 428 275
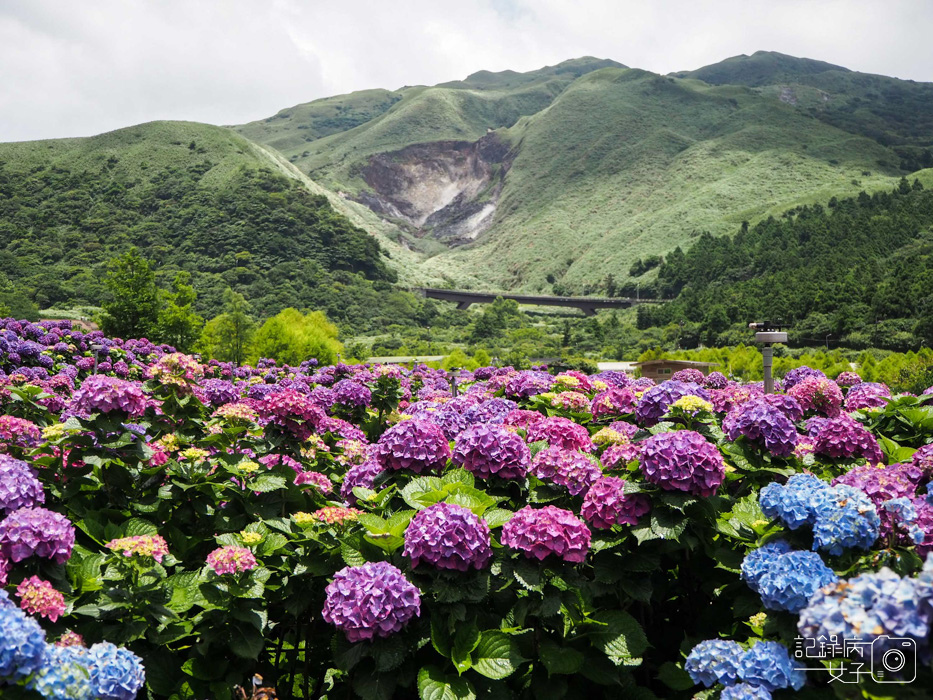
525 416 594 452
200 379 240 406
760 393 804 422
403 502 492 571
844 382 892 411
782 366 826 390
503 370 553 399
0 455 44 516
70 375 148 417
635 381 711 427
340 458 383 504
835 371 862 388
374 419 451 474
501 506 591 563
592 370 632 388
833 463 917 536
452 424 530 480
639 430 725 497
531 446 602 496
331 379 372 410
461 398 518 426
0 506 75 564
322 561 421 642
723 400 798 457
580 476 651 529
670 368 705 384
813 416 884 463
591 387 637 419
703 371 729 389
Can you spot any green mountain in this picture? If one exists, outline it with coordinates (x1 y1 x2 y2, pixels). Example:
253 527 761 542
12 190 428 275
237 55 929 293
0 121 416 329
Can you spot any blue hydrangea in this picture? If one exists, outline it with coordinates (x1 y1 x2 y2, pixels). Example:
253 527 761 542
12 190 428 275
87 643 146 700
0 603 47 682
742 543 838 612
799 568 931 647
739 642 806 691
721 683 772 700
811 484 880 556
30 645 93 699
684 639 744 687
0 588 12 609
759 474 827 530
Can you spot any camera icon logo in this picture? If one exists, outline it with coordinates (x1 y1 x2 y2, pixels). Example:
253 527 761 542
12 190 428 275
871 636 916 683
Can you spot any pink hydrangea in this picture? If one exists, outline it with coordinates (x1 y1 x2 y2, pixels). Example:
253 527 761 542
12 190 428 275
591 387 638 419
526 416 594 452
452 424 530 480
295 471 332 492
581 477 651 529
640 430 725 497
601 442 644 469
206 545 258 575
531 446 602 496
403 502 492 571
105 534 170 563
16 576 66 622
670 368 705 384
322 562 421 642
501 506 591 563
788 377 843 417
70 375 149 417
258 389 325 440
0 416 41 453
812 416 884 464
835 371 862 388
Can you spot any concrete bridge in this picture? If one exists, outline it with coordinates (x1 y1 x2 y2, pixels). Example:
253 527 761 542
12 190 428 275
414 287 665 316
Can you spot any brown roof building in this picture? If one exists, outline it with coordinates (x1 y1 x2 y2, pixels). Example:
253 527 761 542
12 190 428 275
634 359 719 381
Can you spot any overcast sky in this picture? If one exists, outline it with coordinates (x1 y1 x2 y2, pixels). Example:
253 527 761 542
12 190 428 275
2 0 932 142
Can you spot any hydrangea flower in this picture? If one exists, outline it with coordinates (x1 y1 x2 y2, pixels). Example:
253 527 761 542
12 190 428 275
30 644 93 700
503 370 553 399
0 506 75 563
212 402 259 424
635 381 711 427
461 398 517 426
741 544 837 612
87 642 146 700
308 507 362 526
703 371 729 389
374 419 451 474
833 463 918 536
670 368 706 384
639 430 725 497
787 376 843 417
452 424 530 480
685 639 744 687
340 458 384 503
580 476 651 529
105 534 170 563
0 602 47 681
201 379 240 406
601 441 643 470
782 366 826 390
738 642 805 692
17 575 66 622
70 375 149 417
322 562 421 642
403 502 492 571
206 545 258 575
331 379 372 410
0 416 42 452
759 393 804 422
844 382 891 411
501 506 591 563
811 484 881 555
591 387 637 419
720 683 772 700
531 446 602 496
723 400 798 457
295 471 332 492
525 416 594 452
812 416 884 464
258 389 324 440
0 454 44 516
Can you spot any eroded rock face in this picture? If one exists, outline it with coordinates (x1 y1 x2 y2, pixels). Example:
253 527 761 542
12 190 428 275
358 133 511 244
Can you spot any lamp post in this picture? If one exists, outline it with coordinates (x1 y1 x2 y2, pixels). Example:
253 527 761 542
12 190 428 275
749 322 788 394
91 344 105 375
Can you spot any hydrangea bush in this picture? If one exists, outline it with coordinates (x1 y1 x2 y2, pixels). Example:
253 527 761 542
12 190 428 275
2 323 933 697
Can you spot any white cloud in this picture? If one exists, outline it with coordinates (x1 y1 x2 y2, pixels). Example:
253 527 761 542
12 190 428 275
1 0 931 142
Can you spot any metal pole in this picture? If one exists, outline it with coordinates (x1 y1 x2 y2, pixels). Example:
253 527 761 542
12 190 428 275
762 344 774 394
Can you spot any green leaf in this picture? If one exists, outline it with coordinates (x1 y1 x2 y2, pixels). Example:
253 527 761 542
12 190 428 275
431 616 451 658
122 517 159 537
250 475 287 493
256 532 288 556
340 542 367 567
445 485 497 515
588 610 648 666
472 630 524 680
451 622 480 674
229 623 264 660
539 640 583 675
482 508 514 529
401 476 446 510
417 665 476 700
373 635 408 672
442 468 475 488
358 513 390 534
386 510 416 535
657 661 695 691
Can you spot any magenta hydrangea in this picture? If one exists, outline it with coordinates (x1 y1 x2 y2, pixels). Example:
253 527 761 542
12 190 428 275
452 424 530 480
501 505 591 563
503 370 553 399
835 371 863 388
403 502 492 571
258 389 325 440
581 477 651 529
844 382 892 411
760 393 804 422
703 371 729 389
782 366 826 390
601 441 644 469
813 416 885 463
340 458 384 504
670 368 705 384
374 419 451 474
640 430 725 497
70 375 148 417
635 381 711 427
525 416 594 452
322 561 421 642
723 400 798 457
833 463 918 536
531 446 602 496
0 506 75 564
788 376 843 417
591 387 638 419
0 455 44 516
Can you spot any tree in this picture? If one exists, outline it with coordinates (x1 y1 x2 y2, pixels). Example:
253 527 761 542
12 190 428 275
100 249 160 339
157 272 203 352
249 308 342 366
198 288 256 365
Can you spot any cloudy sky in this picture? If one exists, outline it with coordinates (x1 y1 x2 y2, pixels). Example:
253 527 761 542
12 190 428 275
2 0 931 142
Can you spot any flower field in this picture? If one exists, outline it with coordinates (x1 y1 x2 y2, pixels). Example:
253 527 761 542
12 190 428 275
2 320 933 698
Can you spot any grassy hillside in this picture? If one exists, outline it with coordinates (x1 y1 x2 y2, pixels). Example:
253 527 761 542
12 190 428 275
0 121 420 330
238 56 923 293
